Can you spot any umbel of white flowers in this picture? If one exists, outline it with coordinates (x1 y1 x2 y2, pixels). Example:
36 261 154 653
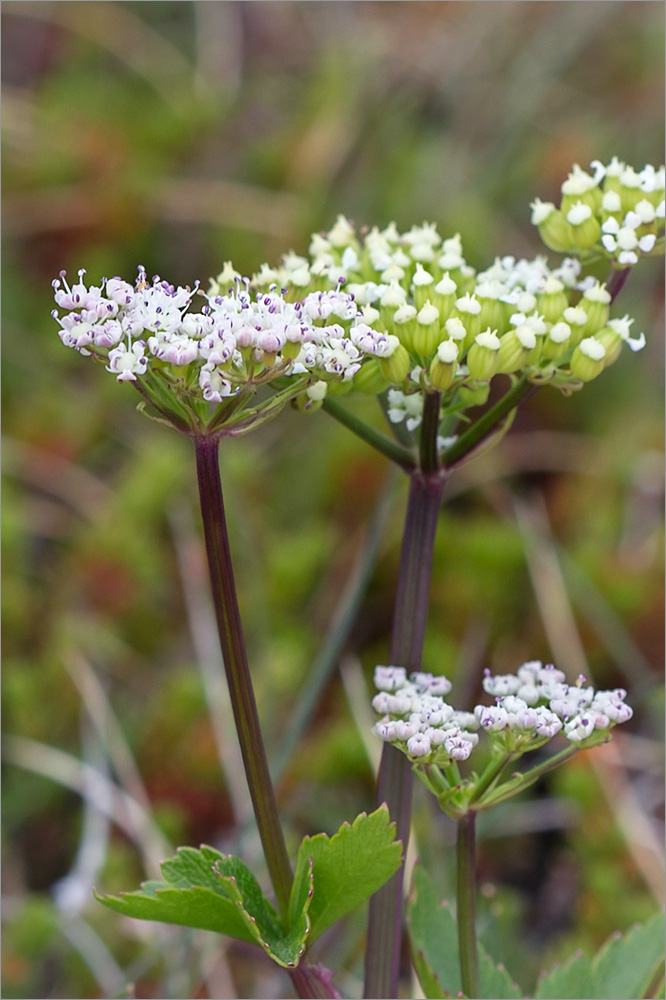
52 157 661 437
371 662 633 766
52 267 396 396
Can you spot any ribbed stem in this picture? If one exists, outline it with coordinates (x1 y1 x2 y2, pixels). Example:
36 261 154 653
457 813 480 1000
364 393 446 999
194 436 293 915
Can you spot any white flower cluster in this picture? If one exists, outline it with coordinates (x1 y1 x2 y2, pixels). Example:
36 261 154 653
372 666 480 764
52 267 394 399
532 157 664 266
372 660 633 765
251 193 649 404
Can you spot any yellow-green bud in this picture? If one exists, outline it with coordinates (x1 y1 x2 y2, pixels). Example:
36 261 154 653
566 202 602 249
594 326 623 367
466 329 501 380
600 189 623 224
531 199 574 253
570 337 606 381
353 358 391 395
411 264 436 311
601 157 625 195
497 325 536 373
452 293 482 350
379 281 407 326
560 165 602 214
541 321 572 361
431 272 458 319
378 339 411 384
618 166 644 212
580 282 611 335
429 339 459 391
562 305 588 346
413 301 442 359
443 316 467 345
536 276 569 324
392 303 417 351
476 280 509 334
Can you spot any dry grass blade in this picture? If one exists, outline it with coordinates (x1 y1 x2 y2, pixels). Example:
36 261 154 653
4 735 170 876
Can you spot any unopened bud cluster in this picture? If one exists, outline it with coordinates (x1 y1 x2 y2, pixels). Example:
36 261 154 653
251 181 650 423
531 158 664 266
372 661 632 772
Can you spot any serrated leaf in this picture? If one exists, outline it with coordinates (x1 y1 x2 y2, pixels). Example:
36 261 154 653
591 912 665 999
95 845 309 968
408 864 523 1000
534 952 594 1000
534 913 666 1000
292 806 402 943
478 950 524 999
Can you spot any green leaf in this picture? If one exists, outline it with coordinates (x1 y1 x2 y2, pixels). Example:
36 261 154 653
408 864 523 1000
591 911 665 999
292 806 402 943
534 913 666 999
534 951 595 999
95 846 309 968
408 865 461 998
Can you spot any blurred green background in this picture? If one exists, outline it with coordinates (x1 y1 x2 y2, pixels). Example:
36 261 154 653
2 3 664 998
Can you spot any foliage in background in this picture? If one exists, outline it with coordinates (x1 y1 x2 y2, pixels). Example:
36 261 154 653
2 3 663 998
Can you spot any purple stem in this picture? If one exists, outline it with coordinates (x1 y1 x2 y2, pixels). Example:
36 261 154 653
364 392 446 998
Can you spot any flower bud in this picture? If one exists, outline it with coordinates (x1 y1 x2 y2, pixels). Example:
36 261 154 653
535 276 569 324
541 321 571 361
618 166 644 212
429 339 459 391
391 303 417 352
411 264 436 310
570 337 606 381
412 301 442 359
451 293 482 350
378 339 411 384
560 165 602 214
379 281 407 326
566 202 602 249
431 272 458 319
466 329 501 380
476 280 508 334
580 282 611 335
562 305 588 346
531 199 574 253
497 325 535 373
593 325 623 367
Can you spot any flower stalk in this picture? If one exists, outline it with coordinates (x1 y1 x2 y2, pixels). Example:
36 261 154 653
456 813 480 999
194 435 294 916
364 392 446 999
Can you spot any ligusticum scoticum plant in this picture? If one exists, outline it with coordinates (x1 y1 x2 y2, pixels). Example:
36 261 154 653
48 156 664 1000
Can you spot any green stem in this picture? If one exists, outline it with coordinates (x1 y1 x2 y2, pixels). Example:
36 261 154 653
364 393 446 999
468 751 518 806
442 378 535 468
194 436 293 916
478 742 580 809
323 396 417 471
457 813 480 1000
